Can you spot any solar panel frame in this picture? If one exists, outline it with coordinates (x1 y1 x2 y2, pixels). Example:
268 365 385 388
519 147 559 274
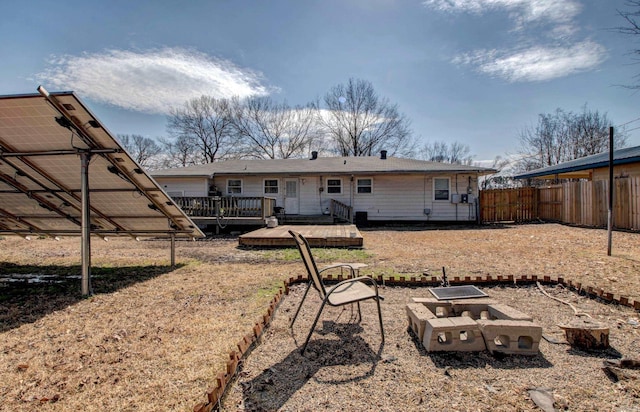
0 90 204 239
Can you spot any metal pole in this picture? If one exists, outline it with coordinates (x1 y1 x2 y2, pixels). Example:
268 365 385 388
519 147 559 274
607 126 614 256
80 152 92 295
170 233 176 268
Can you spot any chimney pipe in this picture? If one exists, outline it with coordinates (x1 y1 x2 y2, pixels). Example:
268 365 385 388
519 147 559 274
311 151 318 160
380 150 387 160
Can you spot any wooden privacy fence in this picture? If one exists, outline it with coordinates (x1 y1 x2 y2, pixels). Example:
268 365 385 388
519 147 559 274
480 177 640 230
479 187 538 223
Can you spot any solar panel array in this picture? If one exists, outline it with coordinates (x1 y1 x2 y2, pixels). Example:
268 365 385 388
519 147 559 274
0 90 204 239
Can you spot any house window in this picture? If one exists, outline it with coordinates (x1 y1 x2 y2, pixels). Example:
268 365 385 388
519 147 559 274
227 179 242 194
357 178 373 194
264 179 279 194
327 178 342 194
434 178 450 201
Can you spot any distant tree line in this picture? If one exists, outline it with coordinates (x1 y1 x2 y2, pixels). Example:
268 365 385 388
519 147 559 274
117 78 627 189
419 140 474 165
481 106 626 189
119 78 424 170
516 106 625 173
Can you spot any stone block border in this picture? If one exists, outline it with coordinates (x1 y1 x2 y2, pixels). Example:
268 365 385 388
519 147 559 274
193 273 639 411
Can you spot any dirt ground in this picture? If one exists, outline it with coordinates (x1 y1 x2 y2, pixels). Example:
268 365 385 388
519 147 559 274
224 284 640 411
1 223 639 411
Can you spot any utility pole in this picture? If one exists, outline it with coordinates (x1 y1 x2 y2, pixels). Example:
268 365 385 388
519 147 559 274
607 126 614 256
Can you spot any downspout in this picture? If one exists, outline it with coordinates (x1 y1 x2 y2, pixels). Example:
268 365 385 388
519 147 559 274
455 174 459 221
350 175 354 223
318 176 324 214
423 173 429 221
468 176 472 221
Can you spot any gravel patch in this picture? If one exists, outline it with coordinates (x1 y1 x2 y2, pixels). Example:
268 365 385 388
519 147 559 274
223 283 640 411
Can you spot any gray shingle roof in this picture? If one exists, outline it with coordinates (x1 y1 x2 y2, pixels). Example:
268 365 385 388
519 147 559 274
151 156 497 177
514 146 640 179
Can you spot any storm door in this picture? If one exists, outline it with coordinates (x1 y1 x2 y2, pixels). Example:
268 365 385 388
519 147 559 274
284 179 299 214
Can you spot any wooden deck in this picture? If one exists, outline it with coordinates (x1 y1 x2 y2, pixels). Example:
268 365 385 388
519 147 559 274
238 224 363 248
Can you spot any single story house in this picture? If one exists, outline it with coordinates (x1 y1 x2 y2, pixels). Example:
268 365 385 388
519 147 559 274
151 151 497 226
514 146 640 181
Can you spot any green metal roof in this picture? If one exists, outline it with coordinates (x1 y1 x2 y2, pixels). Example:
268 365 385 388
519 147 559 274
514 146 640 180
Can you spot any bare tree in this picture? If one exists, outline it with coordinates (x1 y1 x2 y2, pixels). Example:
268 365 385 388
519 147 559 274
419 140 474 164
481 155 523 189
231 96 319 159
166 96 238 164
117 134 162 169
320 78 413 157
517 106 626 171
615 1 640 89
157 135 202 168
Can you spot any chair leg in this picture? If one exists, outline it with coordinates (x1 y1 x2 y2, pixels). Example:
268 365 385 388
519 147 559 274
356 301 362 321
376 297 385 343
301 299 328 355
290 282 313 329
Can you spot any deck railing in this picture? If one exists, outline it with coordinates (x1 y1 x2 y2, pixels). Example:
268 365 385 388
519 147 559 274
330 199 353 222
172 196 276 219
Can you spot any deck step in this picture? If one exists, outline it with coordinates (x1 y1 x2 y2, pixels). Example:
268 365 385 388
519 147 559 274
280 215 336 225
238 224 362 248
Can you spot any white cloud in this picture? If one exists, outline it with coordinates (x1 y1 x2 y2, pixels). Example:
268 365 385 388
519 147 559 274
37 48 272 114
423 0 606 82
453 41 607 82
422 0 581 27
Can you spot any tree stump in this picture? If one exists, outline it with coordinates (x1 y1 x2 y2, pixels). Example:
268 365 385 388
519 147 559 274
558 319 609 350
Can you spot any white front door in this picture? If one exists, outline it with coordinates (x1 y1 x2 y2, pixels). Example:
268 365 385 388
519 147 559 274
284 179 299 214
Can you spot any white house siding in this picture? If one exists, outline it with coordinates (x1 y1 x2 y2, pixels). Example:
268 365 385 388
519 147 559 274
156 177 208 197
350 173 478 222
156 172 481 221
211 176 284 204
204 175 321 215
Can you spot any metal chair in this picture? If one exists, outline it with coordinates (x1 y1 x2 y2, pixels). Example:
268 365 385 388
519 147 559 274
288 230 384 354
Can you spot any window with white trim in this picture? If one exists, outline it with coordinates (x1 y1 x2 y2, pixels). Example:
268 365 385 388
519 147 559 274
434 178 450 201
264 179 279 194
327 178 342 194
227 179 242 194
357 178 373 194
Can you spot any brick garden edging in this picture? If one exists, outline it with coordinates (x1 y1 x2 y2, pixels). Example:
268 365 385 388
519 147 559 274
193 273 639 411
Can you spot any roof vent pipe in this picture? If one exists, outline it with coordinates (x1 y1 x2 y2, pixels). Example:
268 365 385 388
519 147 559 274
380 150 387 160
311 151 318 160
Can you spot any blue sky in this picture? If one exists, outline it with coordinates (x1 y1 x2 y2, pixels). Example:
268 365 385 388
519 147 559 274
2 0 639 162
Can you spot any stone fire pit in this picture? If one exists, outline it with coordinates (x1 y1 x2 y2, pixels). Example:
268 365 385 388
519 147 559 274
406 296 542 355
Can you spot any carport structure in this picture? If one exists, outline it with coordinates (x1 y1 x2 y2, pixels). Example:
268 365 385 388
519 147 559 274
0 87 204 295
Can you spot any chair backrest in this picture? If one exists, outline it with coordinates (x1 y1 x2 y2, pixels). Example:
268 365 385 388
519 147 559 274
289 230 326 298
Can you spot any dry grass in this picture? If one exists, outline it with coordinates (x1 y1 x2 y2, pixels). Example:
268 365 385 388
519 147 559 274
1 223 639 411
0 237 291 411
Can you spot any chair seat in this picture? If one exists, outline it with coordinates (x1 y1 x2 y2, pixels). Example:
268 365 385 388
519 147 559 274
327 281 377 306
